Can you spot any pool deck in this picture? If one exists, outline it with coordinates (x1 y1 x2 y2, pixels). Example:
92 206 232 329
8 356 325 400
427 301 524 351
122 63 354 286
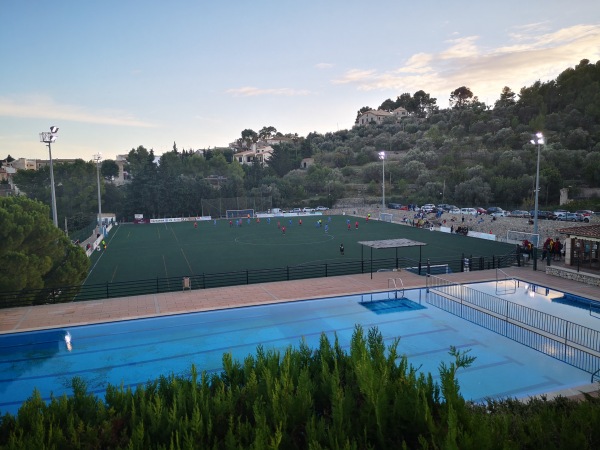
2 263 599 401
2 263 599 334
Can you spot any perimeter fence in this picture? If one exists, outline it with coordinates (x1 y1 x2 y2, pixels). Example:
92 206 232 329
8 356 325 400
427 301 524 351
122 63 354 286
426 274 600 376
0 252 518 309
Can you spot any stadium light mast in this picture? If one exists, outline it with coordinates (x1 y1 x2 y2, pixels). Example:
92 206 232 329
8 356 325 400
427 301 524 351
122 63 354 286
530 132 544 238
39 126 59 227
378 151 386 210
93 153 103 229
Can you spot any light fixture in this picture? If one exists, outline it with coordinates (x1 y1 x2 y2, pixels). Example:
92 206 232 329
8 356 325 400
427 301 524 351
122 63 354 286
378 151 386 210
39 126 59 227
93 153 103 231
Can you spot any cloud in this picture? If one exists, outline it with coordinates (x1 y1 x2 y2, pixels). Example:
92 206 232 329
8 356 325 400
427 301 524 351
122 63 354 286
0 95 155 127
331 23 600 104
225 86 311 97
315 62 334 69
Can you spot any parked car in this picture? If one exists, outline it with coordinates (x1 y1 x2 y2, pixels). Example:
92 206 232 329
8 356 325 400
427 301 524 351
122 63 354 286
491 210 507 217
421 204 437 213
559 212 589 222
553 211 567 220
291 208 301 213
530 210 557 220
509 210 530 218
476 207 487 215
302 207 315 213
575 209 593 217
486 207 503 215
449 207 461 214
387 203 403 209
315 206 328 211
460 207 478 216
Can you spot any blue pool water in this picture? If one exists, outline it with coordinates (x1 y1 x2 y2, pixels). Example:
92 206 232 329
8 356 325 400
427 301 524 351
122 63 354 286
0 282 596 415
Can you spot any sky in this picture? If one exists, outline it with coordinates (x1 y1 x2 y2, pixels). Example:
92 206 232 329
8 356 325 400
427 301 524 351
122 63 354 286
1 1 599 162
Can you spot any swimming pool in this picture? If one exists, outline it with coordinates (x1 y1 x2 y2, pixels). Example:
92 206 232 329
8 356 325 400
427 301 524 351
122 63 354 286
0 281 596 415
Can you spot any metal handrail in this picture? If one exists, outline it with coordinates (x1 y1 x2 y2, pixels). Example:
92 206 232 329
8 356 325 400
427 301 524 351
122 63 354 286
495 268 517 295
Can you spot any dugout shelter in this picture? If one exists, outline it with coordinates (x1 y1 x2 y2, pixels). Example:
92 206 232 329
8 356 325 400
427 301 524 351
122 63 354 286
358 238 427 279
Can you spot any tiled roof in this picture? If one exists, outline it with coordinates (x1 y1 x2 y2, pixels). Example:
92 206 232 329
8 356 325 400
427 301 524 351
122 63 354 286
557 224 600 239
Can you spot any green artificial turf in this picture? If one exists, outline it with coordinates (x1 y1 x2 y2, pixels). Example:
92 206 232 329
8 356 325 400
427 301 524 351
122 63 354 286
84 216 515 285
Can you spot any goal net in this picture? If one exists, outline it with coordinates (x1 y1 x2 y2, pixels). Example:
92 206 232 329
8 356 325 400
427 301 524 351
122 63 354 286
506 230 540 247
226 209 255 219
379 212 393 223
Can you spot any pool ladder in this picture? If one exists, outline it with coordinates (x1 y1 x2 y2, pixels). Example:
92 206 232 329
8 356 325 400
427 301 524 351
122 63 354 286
495 268 517 295
388 278 405 299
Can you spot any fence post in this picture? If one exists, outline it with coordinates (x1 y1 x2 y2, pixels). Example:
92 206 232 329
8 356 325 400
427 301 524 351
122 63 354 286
426 259 430 276
106 282 109 299
418 261 422 275
461 253 465 272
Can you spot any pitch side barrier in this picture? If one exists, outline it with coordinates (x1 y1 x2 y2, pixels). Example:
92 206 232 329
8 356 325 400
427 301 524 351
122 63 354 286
0 251 518 309
426 274 600 375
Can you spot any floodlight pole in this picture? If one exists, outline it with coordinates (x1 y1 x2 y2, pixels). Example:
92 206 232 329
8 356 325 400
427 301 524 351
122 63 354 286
379 151 386 210
93 153 103 229
530 132 544 270
39 127 59 227
530 132 544 237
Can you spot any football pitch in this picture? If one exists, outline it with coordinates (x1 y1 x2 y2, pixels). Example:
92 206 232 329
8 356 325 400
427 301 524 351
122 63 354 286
84 216 515 285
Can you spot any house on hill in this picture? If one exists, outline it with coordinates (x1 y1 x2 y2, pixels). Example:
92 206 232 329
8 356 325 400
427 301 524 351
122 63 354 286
355 107 409 125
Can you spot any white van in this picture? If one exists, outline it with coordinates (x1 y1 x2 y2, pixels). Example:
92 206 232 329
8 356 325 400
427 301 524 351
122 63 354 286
460 207 478 216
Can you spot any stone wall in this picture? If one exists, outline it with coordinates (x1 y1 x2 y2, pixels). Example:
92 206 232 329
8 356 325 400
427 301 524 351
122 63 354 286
546 266 600 287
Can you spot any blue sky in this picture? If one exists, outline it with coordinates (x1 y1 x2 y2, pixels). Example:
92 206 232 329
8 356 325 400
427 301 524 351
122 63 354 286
1 1 599 161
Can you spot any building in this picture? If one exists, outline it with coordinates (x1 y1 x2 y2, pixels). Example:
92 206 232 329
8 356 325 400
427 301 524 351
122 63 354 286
234 145 274 166
355 107 409 126
557 224 600 272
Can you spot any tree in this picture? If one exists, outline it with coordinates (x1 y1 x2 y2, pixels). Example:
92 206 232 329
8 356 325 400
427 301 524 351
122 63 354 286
0 196 89 298
450 86 477 109
495 86 516 109
101 159 119 179
258 126 277 141
241 129 258 147
413 90 438 117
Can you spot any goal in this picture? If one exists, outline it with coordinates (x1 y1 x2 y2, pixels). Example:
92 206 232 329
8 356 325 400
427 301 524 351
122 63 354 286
226 209 255 219
379 212 393 223
506 230 540 247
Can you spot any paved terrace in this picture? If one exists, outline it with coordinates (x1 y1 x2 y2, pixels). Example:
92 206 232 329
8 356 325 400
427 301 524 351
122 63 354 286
2 265 598 334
